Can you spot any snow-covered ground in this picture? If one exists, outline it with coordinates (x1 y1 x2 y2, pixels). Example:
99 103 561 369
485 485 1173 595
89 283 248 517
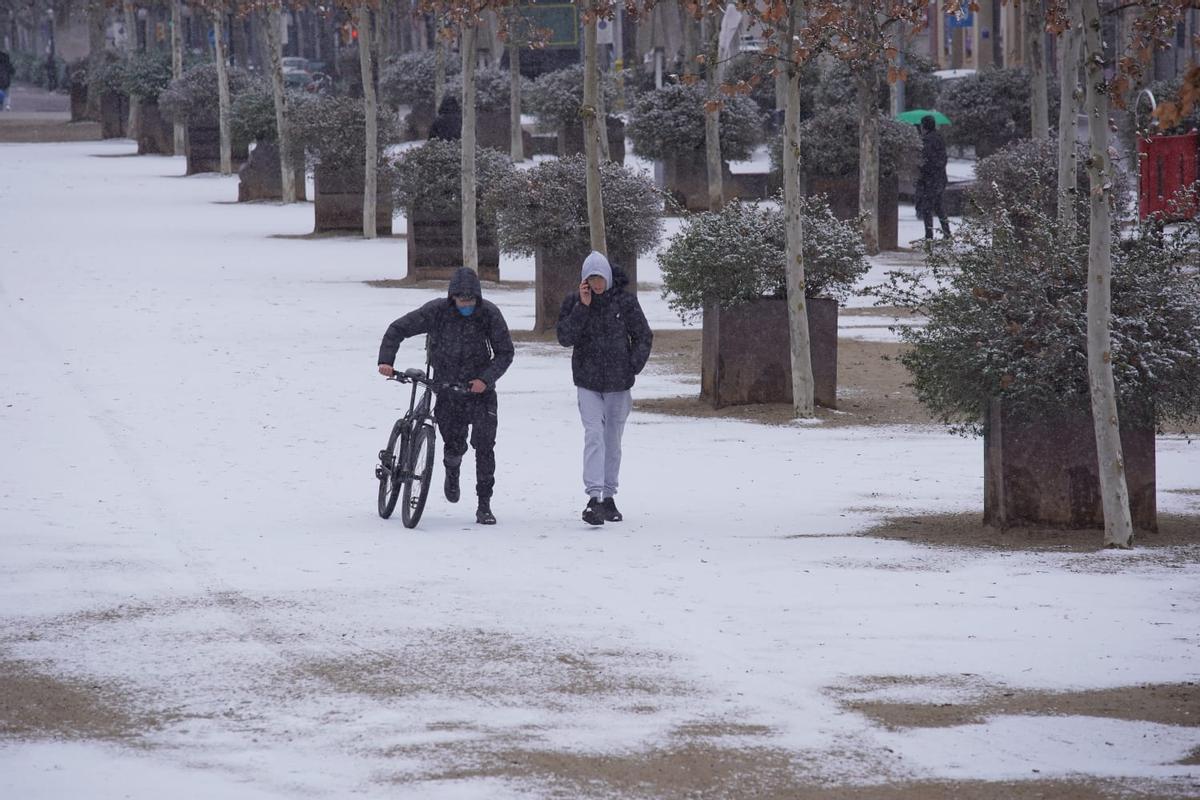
1 141 1198 798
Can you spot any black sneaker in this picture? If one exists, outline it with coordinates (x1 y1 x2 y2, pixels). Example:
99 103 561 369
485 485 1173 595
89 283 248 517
444 464 460 503
582 497 605 526
600 497 622 522
475 498 496 525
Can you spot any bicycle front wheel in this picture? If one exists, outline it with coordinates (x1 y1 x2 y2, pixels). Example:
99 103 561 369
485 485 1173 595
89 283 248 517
377 421 406 519
400 425 436 529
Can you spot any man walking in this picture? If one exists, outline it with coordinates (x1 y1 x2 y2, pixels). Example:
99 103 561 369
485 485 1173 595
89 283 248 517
556 251 653 526
915 114 952 243
378 267 514 525
0 51 14 111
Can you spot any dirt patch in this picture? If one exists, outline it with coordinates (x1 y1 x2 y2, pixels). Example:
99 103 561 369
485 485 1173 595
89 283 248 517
860 512 1200 553
0 658 164 743
831 675 1200 731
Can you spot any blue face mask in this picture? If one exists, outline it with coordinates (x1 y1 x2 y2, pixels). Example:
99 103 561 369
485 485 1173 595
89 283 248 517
458 305 475 317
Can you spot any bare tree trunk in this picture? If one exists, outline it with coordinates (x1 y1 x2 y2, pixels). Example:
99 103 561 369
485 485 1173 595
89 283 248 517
1056 2 1082 238
783 1 813 417
461 22 479 270
213 9 233 175
856 73 880 254
123 1 142 140
582 10 607 254
508 36 524 161
1081 0 1133 549
86 0 107 120
1024 0 1049 140
703 14 722 211
358 4 378 238
434 26 446 111
265 4 297 203
170 0 185 154
594 49 611 162
680 6 697 76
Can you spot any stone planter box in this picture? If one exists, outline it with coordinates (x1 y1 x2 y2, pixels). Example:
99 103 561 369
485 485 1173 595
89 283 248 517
807 171 900 251
983 400 1157 531
662 149 737 213
557 116 626 165
534 242 638 333
237 141 308 202
314 165 393 235
405 205 498 282
137 100 175 155
475 108 534 155
186 124 248 175
70 82 88 121
404 104 435 141
701 297 838 409
100 92 129 139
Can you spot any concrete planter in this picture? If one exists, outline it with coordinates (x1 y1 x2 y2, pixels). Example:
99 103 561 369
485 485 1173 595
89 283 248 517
186 124 248 175
806 172 900 251
237 141 308 202
404 103 435 141
533 242 638 333
474 108 534 156
661 149 742 213
70 82 88 121
314 165 393 235
136 100 175 155
405 205 497 281
983 400 1157 531
701 297 838 409
556 116 626 165
100 92 129 139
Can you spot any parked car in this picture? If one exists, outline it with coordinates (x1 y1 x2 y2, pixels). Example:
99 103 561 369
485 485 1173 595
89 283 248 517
281 57 310 73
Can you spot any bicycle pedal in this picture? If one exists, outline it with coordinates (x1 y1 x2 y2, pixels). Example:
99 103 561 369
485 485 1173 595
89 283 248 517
375 465 385 480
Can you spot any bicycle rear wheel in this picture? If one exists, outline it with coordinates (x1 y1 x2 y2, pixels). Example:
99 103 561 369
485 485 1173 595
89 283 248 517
400 425 436 528
377 421 407 519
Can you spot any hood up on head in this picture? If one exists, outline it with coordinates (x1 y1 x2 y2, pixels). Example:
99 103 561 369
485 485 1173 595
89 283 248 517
580 251 613 287
447 266 483 300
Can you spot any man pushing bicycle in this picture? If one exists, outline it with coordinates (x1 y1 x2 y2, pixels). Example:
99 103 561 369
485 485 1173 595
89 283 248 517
377 267 514 525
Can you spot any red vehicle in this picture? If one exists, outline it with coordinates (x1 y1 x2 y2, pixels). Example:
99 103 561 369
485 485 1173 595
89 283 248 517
1138 131 1199 221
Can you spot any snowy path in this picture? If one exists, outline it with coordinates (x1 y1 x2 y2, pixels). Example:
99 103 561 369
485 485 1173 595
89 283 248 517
1 142 1198 798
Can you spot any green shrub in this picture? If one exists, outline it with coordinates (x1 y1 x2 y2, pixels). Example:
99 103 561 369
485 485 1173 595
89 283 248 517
379 50 460 113
626 81 763 161
289 93 402 173
769 106 919 179
444 66 527 114
159 62 254 126
658 196 869 320
524 64 619 132
120 51 173 100
938 67 1059 154
391 138 516 220
490 155 663 258
230 82 293 143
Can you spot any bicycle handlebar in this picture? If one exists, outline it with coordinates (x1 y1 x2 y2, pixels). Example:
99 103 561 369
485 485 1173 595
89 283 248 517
386 372 471 396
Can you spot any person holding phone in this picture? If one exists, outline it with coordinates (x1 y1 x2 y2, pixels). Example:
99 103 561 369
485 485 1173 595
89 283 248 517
556 251 653 526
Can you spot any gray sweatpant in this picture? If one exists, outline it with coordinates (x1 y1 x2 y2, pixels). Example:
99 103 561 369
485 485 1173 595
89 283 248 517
576 387 633 499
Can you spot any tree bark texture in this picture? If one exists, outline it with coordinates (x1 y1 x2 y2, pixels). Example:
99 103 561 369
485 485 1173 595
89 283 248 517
1024 0 1049 140
123 1 142 140
783 2 814 418
358 4 378 238
461 23 479 271
87 0 107 119
582 11 607 255
434 33 446 111
856 72 880 255
265 4 297 203
1055 2 1082 239
1081 0 1134 549
214 10 233 176
508 37 524 161
703 14 723 211
171 0 185 154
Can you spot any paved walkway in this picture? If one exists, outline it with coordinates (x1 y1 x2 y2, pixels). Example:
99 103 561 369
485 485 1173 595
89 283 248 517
0 82 99 142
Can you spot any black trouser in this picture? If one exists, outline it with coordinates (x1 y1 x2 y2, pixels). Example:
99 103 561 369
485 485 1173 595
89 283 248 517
436 392 498 499
922 191 951 239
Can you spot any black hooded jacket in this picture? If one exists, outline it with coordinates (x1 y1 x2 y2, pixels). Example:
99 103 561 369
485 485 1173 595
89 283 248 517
556 264 653 393
915 126 949 217
378 267 514 389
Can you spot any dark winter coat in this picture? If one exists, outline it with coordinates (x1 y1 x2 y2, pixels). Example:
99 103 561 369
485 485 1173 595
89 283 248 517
915 127 949 218
0 52 13 90
378 267 514 389
429 96 462 142
556 264 653 393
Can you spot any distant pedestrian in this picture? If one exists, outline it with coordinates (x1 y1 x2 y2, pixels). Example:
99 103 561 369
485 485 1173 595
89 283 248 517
0 51 14 111
428 95 462 141
45 53 58 92
556 251 653 526
915 114 952 242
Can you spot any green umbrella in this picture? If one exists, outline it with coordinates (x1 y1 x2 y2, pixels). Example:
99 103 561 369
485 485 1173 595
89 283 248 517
896 109 952 127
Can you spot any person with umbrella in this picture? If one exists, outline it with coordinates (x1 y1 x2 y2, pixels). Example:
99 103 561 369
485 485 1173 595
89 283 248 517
914 113 952 244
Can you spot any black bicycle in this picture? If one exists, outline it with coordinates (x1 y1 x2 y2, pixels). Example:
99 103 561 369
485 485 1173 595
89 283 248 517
376 366 466 527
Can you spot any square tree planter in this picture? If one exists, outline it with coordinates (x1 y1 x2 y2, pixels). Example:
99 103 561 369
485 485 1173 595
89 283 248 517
314 165 393 235
701 297 838 409
983 400 1157 531
475 108 534 156
405 204 499 282
661 149 739 213
237 141 308 202
100 92 129 139
556 116 626 165
70 82 88 122
533 242 638 332
137 100 175 155
806 171 900 251
186 124 249 175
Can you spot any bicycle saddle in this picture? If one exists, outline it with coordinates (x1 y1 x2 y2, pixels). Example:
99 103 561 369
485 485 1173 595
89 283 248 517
403 368 427 380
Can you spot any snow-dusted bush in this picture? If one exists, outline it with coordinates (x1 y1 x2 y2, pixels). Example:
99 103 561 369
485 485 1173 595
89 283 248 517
769 106 919 179
720 53 779 116
938 67 1058 154
120 51 174 101
813 52 939 116
230 82 299 144
524 64 619 132
159 62 254 126
877 207 1200 434
289 94 402 172
379 51 460 113
442 66 527 114
391 138 515 219
1145 76 1200 136
626 82 763 161
489 155 663 258
658 196 869 320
